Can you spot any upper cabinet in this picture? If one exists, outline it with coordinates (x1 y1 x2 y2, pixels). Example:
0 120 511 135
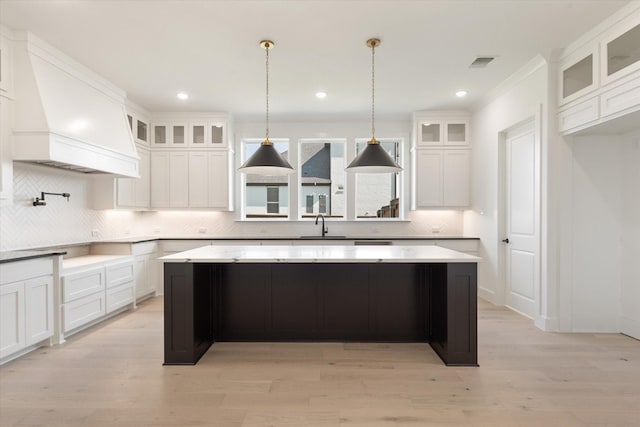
151 113 229 148
601 16 640 85
415 114 469 147
412 111 471 209
126 101 152 147
558 4 640 134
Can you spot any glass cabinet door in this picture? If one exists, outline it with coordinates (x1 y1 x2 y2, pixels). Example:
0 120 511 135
136 120 148 143
562 55 593 99
418 122 442 145
191 124 206 145
153 125 167 144
605 22 640 80
210 124 223 145
172 125 186 145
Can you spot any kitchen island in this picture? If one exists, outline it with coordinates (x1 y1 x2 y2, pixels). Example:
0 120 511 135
161 245 480 367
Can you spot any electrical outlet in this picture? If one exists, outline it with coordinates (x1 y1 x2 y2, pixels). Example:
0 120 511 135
432 226 441 234
153 227 161 234
91 229 99 238
198 227 207 234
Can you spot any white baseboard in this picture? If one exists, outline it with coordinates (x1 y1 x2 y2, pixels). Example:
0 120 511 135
620 315 640 340
478 286 495 303
535 315 559 332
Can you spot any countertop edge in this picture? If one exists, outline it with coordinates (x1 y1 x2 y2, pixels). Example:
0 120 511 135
0 250 67 264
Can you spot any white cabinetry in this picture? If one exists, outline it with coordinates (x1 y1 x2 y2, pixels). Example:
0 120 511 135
61 256 134 336
151 113 230 148
151 150 231 210
558 4 640 134
412 111 470 209
1 257 55 362
0 28 14 95
92 144 150 210
150 151 189 208
415 150 470 207
132 241 158 301
188 151 230 208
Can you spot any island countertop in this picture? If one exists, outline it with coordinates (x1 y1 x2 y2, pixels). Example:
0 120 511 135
160 244 480 263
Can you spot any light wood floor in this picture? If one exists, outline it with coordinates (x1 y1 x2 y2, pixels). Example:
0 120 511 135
1 298 639 427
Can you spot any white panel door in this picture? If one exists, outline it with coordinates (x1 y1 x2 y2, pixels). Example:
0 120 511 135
25 276 53 345
504 122 539 318
209 151 229 209
136 148 150 208
443 150 470 206
0 282 25 358
169 152 189 208
188 152 209 207
151 152 171 208
416 150 443 207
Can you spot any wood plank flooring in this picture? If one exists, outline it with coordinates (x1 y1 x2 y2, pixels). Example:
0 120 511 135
1 297 639 426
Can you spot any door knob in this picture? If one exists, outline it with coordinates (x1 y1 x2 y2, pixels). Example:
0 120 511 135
502 238 509 244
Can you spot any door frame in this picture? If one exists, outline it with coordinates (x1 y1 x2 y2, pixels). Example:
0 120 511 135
497 105 542 323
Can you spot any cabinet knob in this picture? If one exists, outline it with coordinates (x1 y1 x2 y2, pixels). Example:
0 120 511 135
501 238 510 244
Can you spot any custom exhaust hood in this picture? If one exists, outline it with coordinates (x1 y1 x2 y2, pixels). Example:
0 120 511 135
11 31 139 177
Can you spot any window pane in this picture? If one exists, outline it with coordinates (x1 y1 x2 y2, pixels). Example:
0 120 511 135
244 140 290 218
306 195 313 213
355 140 401 219
299 140 345 218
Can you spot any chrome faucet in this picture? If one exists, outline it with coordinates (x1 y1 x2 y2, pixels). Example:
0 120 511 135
315 214 328 238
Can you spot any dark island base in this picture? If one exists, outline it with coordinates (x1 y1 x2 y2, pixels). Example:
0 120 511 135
164 263 477 367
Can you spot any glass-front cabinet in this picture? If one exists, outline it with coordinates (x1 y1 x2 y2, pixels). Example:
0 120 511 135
151 122 187 146
601 18 640 85
559 45 598 105
416 116 468 147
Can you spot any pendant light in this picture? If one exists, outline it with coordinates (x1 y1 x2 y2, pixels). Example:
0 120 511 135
346 38 402 173
239 40 295 176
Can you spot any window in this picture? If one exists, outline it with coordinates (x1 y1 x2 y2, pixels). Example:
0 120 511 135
305 195 313 214
319 194 327 214
243 139 290 218
355 139 401 218
299 139 345 219
266 187 279 214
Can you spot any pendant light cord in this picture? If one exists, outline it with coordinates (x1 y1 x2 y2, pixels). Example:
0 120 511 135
265 41 270 143
371 40 376 142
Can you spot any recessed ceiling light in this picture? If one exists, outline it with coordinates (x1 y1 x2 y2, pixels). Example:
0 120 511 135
177 92 189 100
456 90 468 98
315 91 327 99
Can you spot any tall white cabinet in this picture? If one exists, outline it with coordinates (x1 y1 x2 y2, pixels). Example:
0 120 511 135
149 113 233 210
412 111 471 209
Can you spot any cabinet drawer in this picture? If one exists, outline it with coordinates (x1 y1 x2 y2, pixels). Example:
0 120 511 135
600 75 640 118
0 258 53 285
64 292 105 332
106 261 134 289
106 281 134 313
558 97 599 133
62 269 105 302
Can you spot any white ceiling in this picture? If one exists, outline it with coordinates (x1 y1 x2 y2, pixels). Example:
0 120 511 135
0 0 630 119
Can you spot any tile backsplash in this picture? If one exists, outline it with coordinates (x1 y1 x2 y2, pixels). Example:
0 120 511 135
1 163 464 251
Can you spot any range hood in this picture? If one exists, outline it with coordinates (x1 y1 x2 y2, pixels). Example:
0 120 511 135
11 31 139 177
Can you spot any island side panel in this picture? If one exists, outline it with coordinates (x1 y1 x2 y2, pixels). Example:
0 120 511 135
164 263 214 365
428 263 478 366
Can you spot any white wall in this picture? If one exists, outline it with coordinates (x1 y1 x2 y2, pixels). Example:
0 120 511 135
620 131 640 339
569 134 623 332
464 58 549 318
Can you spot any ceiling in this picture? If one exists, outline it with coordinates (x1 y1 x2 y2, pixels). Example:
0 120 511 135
0 0 630 119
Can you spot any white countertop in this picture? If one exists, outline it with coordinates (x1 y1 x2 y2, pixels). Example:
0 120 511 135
160 245 480 263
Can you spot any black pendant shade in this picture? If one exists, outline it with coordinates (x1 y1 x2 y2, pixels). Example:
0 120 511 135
238 141 295 176
346 139 401 173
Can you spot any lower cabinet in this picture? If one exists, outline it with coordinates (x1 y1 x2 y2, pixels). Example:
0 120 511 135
0 258 55 361
133 242 158 300
62 258 134 335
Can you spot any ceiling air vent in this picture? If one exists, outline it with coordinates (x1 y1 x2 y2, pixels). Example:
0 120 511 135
469 57 495 68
